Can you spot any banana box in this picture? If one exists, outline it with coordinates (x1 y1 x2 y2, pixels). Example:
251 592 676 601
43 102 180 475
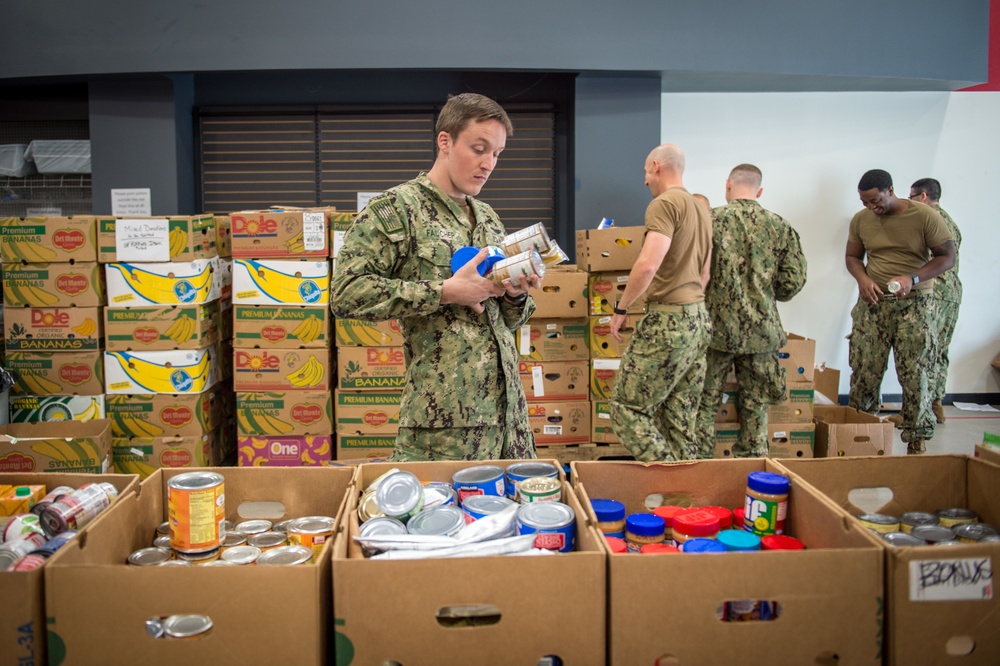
4 306 103 351
0 419 112 473
329 211 357 260
218 257 233 301
0 216 98 263
590 358 620 401
230 207 334 258
105 257 222 307
236 390 333 437
2 262 105 308
237 434 333 466
591 400 617 444
336 346 407 392
105 390 223 438
112 430 219 479
233 305 330 348
7 350 105 396
334 318 404 347
232 259 330 306
103 302 220 351
9 395 106 423
98 215 218 263
528 400 590 445
104 346 219 395
587 315 634 358
516 320 589 361
588 271 647 316
233 348 332 391
334 390 401 436
219 337 233 381
215 215 231 258
334 434 394 462
519 360 589 402
219 301 233 341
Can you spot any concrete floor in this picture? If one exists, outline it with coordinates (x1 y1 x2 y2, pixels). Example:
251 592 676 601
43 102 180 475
877 403 1000 455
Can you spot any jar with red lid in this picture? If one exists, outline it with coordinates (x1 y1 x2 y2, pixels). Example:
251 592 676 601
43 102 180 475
672 507 721 546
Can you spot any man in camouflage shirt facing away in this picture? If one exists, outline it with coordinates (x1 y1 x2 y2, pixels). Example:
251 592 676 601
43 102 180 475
695 164 807 458
330 93 540 461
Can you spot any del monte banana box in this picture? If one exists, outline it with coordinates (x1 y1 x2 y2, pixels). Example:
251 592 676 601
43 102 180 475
105 257 221 306
0 419 112 473
234 304 330 348
233 348 332 391
230 207 333 258
588 270 646 316
588 314 634 358
104 346 219 395
112 429 219 479
334 390 401 436
334 318 404 347
7 350 104 396
590 358 620 400
103 302 220 351
2 261 104 307
232 258 330 306
336 346 407 391
0 216 98 263
106 391 222 438
9 395 106 423
98 214 217 263
236 390 333 437
237 434 333 466
4 306 102 351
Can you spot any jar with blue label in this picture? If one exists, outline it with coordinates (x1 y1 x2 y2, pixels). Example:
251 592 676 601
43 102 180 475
591 498 626 539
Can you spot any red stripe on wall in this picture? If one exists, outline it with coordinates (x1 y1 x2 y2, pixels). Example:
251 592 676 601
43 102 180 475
961 0 1000 90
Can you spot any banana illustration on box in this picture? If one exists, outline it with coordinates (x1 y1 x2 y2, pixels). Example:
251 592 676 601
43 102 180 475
105 349 216 394
13 369 64 395
2 279 61 307
105 258 219 306
113 456 160 479
72 318 98 337
233 259 329 305
76 398 102 421
291 315 323 343
284 231 305 254
2 239 58 263
285 355 325 388
236 394 295 435
168 227 188 258
30 438 101 470
164 315 196 344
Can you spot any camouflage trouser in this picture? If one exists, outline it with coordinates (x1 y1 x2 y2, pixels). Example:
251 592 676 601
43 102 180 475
848 293 938 443
392 409 536 461
931 299 960 401
696 348 786 459
610 302 711 462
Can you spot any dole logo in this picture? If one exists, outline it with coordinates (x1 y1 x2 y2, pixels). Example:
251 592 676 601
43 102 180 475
363 411 389 427
236 351 281 370
291 403 322 426
261 326 287 343
592 281 613 295
161 406 194 428
593 324 612 337
527 405 547 417
55 273 89 296
53 228 86 252
389 320 402 334
366 348 405 365
232 215 278 236
0 452 34 472
133 327 160 344
161 449 192 467
59 363 92 386
31 310 70 327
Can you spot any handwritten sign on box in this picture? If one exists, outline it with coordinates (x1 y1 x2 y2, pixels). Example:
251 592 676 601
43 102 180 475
909 557 993 601
115 218 170 262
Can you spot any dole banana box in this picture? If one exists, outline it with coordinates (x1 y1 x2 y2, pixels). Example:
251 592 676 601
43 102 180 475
516 319 590 362
7 350 105 396
329 211 356 260
9 395 106 423
2 262 104 308
215 215 231 258
104 345 220 395
236 390 333 437
0 216 98 263
112 430 219 479
590 358 620 400
4 306 103 351
237 434 333 466
230 207 334 258
103 302 220 351
587 314 634 358
334 390 401 436
334 318 404 347
519 360 589 402
528 400 590 445
0 419 112 473
336 346 407 391
232 258 330 306
588 270 647 315
591 400 619 444
233 305 330 348
105 257 222 306
105 390 223 438
97 215 217 263
335 433 394 462
234 347 332 391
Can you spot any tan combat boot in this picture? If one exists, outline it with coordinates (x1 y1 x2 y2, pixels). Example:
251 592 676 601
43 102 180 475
932 399 946 424
907 439 927 455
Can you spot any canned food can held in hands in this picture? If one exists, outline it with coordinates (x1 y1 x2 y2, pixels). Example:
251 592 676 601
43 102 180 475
489 249 546 287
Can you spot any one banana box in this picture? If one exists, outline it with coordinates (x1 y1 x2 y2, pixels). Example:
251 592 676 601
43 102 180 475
104 346 220 395
236 391 333 437
587 315 633 358
588 271 647 316
4 306 103 351
98 215 218 263
336 346 407 392
0 419 112 474
329 211 357 261
7 350 105 396
516 320 590 362
2 262 105 308
334 319 404 347
590 358 621 401
106 390 223 438
9 395 107 423
237 434 333 467
233 305 330 348
230 208 334 258
105 257 222 307
232 259 330 306
112 430 220 480
215 215 232 258
103 302 220 351
233 348 332 391
0 216 98 263
334 390 401 436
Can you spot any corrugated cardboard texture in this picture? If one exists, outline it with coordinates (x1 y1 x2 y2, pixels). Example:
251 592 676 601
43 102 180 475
516 319 590 362
527 400 590 444
766 381 815 423
813 405 898 457
575 226 644 272
779 333 816 381
587 315 632 358
0 418 112 473
518 360 588 402
528 267 588 319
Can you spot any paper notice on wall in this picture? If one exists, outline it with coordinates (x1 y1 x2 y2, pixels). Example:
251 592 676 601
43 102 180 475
357 192 381 213
111 188 152 217
909 557 993 601
26 207 62 216
115 218 170 262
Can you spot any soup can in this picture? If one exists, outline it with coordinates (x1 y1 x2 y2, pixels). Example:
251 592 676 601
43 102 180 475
257 544 313 566
912 524 962 544
406 506 466 537
882 531 927 547
375 472 424 523
248 531 288 551
30 486 74 516
518 477 562 504
857 513 899 535
953 522 998 543
423 482 458 509
162 614 213 639
220 545 261 565
461 494 517 528
936 508 978 528
234 519 272 536
899 511 939 533
167 472 225 554
452 465 505 505
40 483 120 537
286 516 336 561
176 548 221 565
489 249 546 287
516 501 576 552
501 222 553 257
505 461 559 500
128 547 173 567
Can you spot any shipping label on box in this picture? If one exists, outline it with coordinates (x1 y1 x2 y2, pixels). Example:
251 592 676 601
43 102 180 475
812 405 898 457
215 215 231 258
335 390 401 435
232 258 330 306
0 419 112 473
233 348 332 391
112 431 218 479
766 381 815 423
335 434 396 461
104 346 219 395
8 350 104 396
236 390 333 437
587 315 633 358
231 208 333 258
329 211 356 261
766 421 815 458
4 306 102 351
9 395 105 423
334 318 404 347
2 262 104 308
527 267 589 319
779 333 816 381
104 302 219 351
528 400 590 445
575 226 644 272
233 305 330 348
519 360 589 402
516 320 589 362
588 271 647 316
0 216 98 263
237 434 333 466
98 215 217 263
591 399 618 443
590 358 620 400
106 391 222 438
337 346 406 391
105 257 221 306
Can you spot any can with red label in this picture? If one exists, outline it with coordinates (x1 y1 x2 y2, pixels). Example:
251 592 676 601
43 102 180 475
31 486 74 516
40 483 119 537
516 501 576 553
167 472 225 554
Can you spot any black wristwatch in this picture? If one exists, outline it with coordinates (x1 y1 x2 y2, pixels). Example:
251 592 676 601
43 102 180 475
504 292 528 306
613 303 628 315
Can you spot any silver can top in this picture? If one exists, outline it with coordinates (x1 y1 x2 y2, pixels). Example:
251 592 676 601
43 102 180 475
248 532 287 549
234 519 273 535
375 471 423 518
453 465 504 485
257 544 313 566
882 531 928 547
287 516 336 535
506 461 559 480
128 547 173 566
517 501 575 529
167 471 224 491
912 524 960 543
358 516 407 538
462 494 516 515
406 506 466 537
220 545 262 565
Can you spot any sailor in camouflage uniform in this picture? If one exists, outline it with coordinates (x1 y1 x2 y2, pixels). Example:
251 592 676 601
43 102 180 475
330 94 539 461
695 164 807 458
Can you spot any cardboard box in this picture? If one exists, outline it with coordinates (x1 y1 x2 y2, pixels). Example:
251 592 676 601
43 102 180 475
106 391 223 438
587 314 633 358
105 258 221 307
98 215 218 263
575 225 644 272
528 399 590 445
775 455 1000 666
527 266 589 319
814 366 841 405
333 460 606 664
336 346 406 392
215 215 231 258
230 207 334 258
328 211 356 261
45 466 354 665
236 390 333 437
572 458 883 665
519 360 589 402
4 306 103 351
813 405 899 457
779 333 816 381
0 472 138 666
105 346 220 395
334 390 400 436
715 387 741 423
0 419 112 473
590 358 620 401
2 262 104 308
713 423 742 457
766 381 815 423
8 350 105 396
104 302 219 351
233 348 332 392
219 301 233 341
0 216 98 263
766 421 816 458
515 319 589 361
218 257 233 301
591 399 618 444
975 443 1000 465
588 271 647 316
9 394 106 423
335 434 395 462
112 430 220 478
233 305 330 348
232 258 330 306
237 434 333 466
333 318 404 347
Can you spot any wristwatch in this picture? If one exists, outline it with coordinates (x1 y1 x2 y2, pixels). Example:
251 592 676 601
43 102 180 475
613 303 628 315
504 292 528 306
911 274 920 285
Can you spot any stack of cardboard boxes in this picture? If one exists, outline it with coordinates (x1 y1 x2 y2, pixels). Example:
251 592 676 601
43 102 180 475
765 333 817 458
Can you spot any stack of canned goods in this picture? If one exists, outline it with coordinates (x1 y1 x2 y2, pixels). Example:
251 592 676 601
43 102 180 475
857 506 999 547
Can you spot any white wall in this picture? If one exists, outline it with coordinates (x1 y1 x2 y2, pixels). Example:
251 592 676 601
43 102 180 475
663 91 1000 397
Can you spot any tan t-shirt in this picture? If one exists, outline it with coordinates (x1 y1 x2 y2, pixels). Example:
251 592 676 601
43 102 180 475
848 200 952 293
644 186 713 304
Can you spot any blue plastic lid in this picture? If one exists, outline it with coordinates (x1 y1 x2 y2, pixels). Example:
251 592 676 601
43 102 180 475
450 246 505 276
625 513 665 537
747 471 790 496
591 498 626 522
683 538 728 554
717 529 762 552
